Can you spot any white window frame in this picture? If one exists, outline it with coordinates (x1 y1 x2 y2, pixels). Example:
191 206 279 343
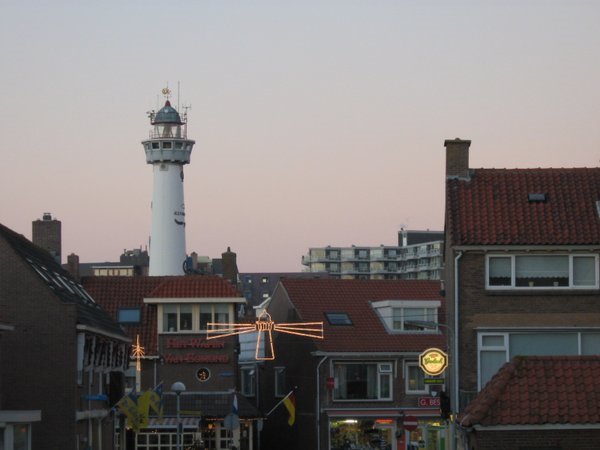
485 254 599 290
241 366 256 397
371 300 441 333
332 361 393 402
158 304 232 334
477 331 600 390
404 361 429 394
274 366 286 397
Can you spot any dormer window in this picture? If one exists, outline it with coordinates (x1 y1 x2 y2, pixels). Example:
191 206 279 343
371 300 441 332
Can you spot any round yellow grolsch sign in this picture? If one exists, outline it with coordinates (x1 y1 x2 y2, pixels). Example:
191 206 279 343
419 348 448 376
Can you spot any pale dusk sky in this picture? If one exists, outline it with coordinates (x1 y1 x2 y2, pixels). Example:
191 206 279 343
1 1 599 271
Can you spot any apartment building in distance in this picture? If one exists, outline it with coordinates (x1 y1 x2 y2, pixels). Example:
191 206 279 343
301 229 443 280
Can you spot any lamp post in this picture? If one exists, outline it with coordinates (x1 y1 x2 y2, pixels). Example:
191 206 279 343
404 320 456 450
171 381 186 450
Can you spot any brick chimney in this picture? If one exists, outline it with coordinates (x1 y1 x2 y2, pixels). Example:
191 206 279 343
67 253 80 280
445 138 471 179
221 247 239 287
32 212 62 264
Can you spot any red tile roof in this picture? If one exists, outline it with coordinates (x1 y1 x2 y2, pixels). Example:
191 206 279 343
82 276 242 356
460 356 600 427
446 168 600 246
278 278 445 353
146 276 241 298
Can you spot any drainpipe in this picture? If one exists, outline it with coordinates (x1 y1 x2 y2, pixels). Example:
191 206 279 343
316 355 328 450
453 251 463 450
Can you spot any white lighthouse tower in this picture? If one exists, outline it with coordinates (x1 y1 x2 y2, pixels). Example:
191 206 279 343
142 89 195 276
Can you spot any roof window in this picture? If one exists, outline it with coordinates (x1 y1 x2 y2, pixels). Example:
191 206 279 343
528 193 547 202
325 312 353 326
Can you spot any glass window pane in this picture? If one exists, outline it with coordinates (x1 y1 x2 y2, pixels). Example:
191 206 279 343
573 256 596 286
515 255 568 287
215 304 229 323
118 308 141 323
407 365 425 392
510 333 578 356
482 335 505 347
199 304 212 330
180 304 193 330
380 373 391 398
581 333 600 355
480 350 506 388
163 305 177 332
275 367 286 397
404 308 425 330
392 308 402 330
489 257 511 286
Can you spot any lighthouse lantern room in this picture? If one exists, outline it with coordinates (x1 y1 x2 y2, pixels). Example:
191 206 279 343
142 88 195 276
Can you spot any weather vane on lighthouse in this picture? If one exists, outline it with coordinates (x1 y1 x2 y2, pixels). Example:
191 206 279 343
142 87 196 275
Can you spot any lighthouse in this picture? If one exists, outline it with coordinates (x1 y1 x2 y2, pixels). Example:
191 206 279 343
142 89 195 275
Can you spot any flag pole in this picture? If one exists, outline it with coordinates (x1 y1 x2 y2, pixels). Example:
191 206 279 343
266 387 297 417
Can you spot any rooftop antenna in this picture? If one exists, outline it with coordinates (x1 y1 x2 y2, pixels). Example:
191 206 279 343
177 81 180 111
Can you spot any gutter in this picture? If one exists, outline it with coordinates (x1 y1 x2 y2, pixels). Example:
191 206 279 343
316 355 328 450
452 251 463 450
76 324 131 342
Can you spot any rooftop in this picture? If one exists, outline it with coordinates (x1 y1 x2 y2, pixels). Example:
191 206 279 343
460 356 600 427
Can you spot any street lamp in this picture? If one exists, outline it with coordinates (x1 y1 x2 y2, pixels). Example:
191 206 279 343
404 320 456 450
171 381 186 450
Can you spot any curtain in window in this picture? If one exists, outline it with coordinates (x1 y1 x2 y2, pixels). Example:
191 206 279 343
367 365 377 398
515 255 568 278
335 364 347 399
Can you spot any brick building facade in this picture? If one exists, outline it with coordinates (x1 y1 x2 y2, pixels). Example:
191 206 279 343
0 222 130 450
443 139 600 449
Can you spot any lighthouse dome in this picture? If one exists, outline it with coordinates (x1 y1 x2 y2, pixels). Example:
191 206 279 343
153 100 183 124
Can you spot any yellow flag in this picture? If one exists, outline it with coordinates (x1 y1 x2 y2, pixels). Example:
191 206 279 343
116 392 142 433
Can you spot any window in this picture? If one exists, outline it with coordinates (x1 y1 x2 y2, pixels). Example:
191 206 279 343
199 304 230 331
199 304 212 330
478 331 600 389
261 276 269 284
328 250 340 260
275 367 286 397
161 304 232 333
179 305 192 331
241 367 256 397
325 312 353 326
372 300 441 333
487 254 598 289
392 307 437 331
405 362 428 394
163 305 178 332
118 308 141 324
333 362 393 401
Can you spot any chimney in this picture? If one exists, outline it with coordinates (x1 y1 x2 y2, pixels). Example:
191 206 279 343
221 247 238 287
32 212 62 264
67 253 80 280
445 138 471 179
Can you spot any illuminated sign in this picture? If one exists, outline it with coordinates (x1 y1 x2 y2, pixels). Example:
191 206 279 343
207 310 323 361
166 337 225 349
163 354 229 364
419 348 448 376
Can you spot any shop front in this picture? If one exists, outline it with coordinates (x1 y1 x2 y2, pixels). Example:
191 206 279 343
403 417 447 450
326 410 447 450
